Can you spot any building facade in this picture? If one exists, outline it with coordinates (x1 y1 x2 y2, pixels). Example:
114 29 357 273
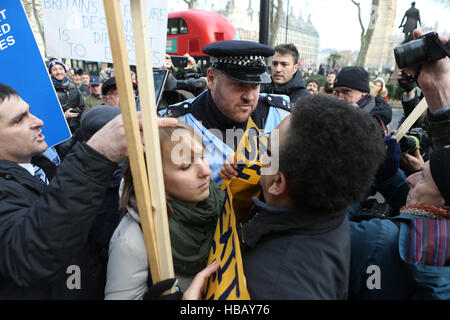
221 1 320 66
365 0 397 71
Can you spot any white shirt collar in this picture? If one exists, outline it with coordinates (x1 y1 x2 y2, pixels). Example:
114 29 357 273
18 163 35 176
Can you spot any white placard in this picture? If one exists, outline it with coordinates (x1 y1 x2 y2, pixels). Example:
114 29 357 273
42 0 168 67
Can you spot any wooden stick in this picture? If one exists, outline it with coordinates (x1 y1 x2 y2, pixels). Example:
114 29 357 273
103 0 161 283
392 98 428 142
130 0 174 281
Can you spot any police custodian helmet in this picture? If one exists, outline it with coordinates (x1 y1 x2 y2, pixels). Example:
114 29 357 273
202 40 275 84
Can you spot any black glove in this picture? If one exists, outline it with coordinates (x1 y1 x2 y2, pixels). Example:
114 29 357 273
142 278 183 300
398 70 417 92
375 135 401 184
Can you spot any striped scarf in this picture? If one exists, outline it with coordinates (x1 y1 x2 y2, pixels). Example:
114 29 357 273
51 77 70 89
400 205 450 266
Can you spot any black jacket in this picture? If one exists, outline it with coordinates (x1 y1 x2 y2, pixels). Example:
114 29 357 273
0 143 116 299
55 81 85 132
240 198 350 300
260 70 310 105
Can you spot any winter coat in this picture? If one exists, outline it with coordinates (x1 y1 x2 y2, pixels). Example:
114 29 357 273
0 143 117 299
260 70 310 105
240 198 350 300
54 81 85 113
349 170 450 299
104 200 193 300
55 81 85 132
84 94 103 111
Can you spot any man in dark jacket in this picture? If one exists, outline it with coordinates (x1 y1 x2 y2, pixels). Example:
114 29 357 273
0 83 176 299
240 94 386 299
48 59 85 133
260 43 310 105
334 66 392 133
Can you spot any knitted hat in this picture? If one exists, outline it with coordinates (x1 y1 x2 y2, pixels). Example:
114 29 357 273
48 58 67 74
334 66 370 93
429 145 450 206
80 105 121 141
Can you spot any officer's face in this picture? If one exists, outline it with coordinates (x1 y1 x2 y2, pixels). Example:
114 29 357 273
270 52 299 87
207 68 260 124
0 95 48 163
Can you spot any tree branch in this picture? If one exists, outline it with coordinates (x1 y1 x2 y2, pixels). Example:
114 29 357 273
351 0 365 38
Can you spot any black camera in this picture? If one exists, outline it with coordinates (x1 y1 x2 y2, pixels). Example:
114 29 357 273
73 67 83 75
399 127 431 157
171 56 188 68
399 134 420 154
394 31 450 69
176 77 207 92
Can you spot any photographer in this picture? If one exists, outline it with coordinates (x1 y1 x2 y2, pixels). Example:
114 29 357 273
396 29 450 150
348 29 450 300
158 54 207 110
48 59 85 134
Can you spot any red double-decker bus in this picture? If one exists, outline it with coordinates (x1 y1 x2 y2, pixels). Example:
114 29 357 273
166 9 237 73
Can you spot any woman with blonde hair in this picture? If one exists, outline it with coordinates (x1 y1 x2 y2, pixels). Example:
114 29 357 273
371 77 389 102
105 122 225 299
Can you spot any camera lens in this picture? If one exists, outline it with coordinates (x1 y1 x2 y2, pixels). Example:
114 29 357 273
394 38 427 68
399 135 420 154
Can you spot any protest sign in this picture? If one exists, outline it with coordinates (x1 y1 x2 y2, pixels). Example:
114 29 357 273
0 2 70 147
42 0 168 67
103 0 174 285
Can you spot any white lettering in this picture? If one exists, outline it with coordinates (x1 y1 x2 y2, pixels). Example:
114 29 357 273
66 265 81 290
366 265 381 290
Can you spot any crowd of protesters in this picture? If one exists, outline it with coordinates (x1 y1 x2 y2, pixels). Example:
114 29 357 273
0 27 449 301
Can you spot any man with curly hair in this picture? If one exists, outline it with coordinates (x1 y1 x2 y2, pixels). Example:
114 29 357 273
239 94 386 299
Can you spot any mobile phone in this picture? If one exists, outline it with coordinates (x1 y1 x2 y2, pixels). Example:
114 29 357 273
171 56 188 68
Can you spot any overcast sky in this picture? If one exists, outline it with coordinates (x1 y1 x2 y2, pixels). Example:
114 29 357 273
167 0 450 51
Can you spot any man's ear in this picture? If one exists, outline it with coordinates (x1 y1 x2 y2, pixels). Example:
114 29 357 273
206 68 215 90
267 171 289 196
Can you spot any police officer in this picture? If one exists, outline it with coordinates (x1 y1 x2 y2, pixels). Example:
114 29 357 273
161 40 291 184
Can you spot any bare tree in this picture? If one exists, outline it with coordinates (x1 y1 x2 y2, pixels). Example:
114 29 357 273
269 0 285 47
351 0 379 67
21 0 46 56
183 0 199 9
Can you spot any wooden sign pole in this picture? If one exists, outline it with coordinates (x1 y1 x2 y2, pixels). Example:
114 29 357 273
129 0 174 281
392 97 428 142
103 0 166 284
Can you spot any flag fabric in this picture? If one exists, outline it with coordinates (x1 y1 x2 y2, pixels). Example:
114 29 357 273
202 117 267 300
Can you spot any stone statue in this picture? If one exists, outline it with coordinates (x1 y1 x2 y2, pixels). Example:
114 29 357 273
399 2 421 43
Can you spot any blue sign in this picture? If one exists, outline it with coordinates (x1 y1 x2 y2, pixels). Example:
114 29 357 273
0 2 70 147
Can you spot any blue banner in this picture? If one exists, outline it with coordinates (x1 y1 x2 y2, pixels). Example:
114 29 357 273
0 2 70 147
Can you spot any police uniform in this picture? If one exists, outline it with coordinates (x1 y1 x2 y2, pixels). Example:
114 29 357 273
160 40 291 184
